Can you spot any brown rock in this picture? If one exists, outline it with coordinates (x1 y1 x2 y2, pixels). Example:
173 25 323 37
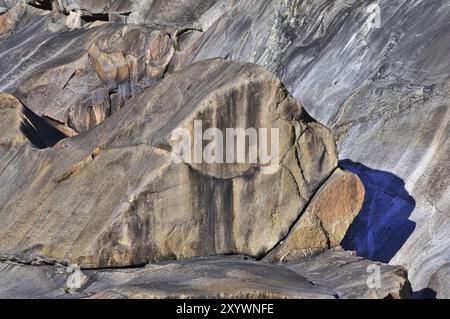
265 169 365 262
0 59 337 268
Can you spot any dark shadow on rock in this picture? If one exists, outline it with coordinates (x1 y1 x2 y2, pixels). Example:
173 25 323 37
413 288 437 299
20 106 67 149
340 159 416 263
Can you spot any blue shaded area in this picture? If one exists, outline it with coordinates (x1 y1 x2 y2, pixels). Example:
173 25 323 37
340 159 416 263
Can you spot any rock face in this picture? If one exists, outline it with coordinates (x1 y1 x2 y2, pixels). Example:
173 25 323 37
170 0 450 293
0 253 411 299
86 257 336 299
0 58 338 268
428 264 450 299
287 247 412 299
0 5 175 133
265 169 365 262
1 0 442 298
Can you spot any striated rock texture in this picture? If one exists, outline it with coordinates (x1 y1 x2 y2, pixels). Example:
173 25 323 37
0 0 443 298
0 58 338 268
428 263 450 299
0 253 411 299
0 4 175 133
171 0 450 293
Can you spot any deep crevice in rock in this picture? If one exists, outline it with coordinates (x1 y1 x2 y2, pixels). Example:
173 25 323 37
27 0 52 11
81 13 109 23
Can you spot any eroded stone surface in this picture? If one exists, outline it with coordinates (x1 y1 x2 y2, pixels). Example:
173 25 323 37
265 168 365 262
0 59 337 268
0 254 411 299
428 263 450 299
172 0 450 293
287 247 412 299
0 5 175 133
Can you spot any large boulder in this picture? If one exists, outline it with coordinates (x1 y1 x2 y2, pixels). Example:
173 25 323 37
173 0 450 293
0 58 338 268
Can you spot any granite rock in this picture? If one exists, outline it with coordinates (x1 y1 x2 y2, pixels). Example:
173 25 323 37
0 59 338 268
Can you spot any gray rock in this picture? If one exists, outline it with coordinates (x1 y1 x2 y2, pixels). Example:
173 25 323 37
0 253 411 299
0 262 67 298
0 6 174 133
287 247 412 299
52 0 134 15
173 0 450 293
126 0 218 29
85 257 336 299
428 263 450 299
0 59 338 268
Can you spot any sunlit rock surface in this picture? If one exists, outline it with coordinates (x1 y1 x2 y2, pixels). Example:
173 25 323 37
0 59 338 268
0 0 447 297
173 0 450 293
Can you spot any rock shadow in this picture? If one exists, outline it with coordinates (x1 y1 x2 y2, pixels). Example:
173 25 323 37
413 288 437 299
340 159 416 263
20 106 67 149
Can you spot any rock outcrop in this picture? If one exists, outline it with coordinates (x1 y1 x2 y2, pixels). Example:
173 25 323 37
287 247 412 299
1 0 442 298
0 5 175 133
170 0 450 294
0 58 339 268
265 169 365 262
0 252 411 299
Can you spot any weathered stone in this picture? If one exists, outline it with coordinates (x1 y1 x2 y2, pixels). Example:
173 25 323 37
127 0 218 29
52 0 134 15
174 0 450 294
0 7 175 133
0 262 67 298
0 59 337 268
265 169 365 262
86 257 336 299
428 264 450 299
0 253 412 299
287 247 412 299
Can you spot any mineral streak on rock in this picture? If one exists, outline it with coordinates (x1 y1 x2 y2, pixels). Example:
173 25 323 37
0 59 338 269
1 0 441 299
172 0 450 293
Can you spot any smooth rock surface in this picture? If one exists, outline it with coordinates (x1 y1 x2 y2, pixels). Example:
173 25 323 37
85 257 336 299
0 262 67 298
428 263 450 299
265 168 365 262
0 59 337 268
0 0 446 297
0 254 411 299
287 247 412 299
174 0 450 292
